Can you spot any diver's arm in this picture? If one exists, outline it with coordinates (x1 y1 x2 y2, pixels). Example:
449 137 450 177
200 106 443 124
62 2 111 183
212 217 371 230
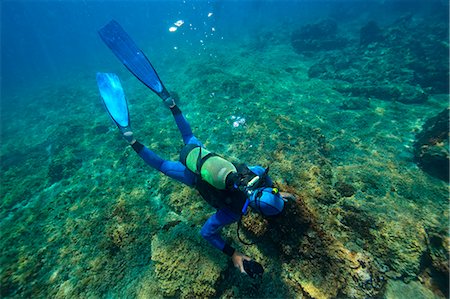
200 209 240 256
200 210 251 273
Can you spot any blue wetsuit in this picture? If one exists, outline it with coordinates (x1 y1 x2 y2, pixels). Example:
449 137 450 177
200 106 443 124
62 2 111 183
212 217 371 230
131 106 269 256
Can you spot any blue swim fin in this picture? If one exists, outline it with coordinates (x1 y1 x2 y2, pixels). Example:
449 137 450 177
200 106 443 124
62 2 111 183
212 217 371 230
98 20 170 100
96 72 130 130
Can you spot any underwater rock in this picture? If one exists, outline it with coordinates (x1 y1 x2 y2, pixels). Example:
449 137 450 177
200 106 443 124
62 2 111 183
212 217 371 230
384 280 439 299
237 117 388 297
268 196 312 259
360 21 384 46
424 230 450 297
413 108 449 182
150 223 226 298
339 97 370 110
47 153 82 183
335 181 356 197
308 63 328 79
48 160 65 183
291 19 348 53
294 19 338 39
340 203 379 240
396 84 429 104
92 124 110 135
159 181 201 214
372 219 428 281
241 211 268 238
384 15 449 94
221 79 240 98
281 220 385 298
333 83 428 104
411 61 449 95
313 16 447 99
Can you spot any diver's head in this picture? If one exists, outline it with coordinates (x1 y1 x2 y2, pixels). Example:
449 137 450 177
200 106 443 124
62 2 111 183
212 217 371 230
249 187 284 216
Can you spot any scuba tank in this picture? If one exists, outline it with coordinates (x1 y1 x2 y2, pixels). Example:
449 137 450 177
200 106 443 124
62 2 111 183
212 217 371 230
180 144 237 190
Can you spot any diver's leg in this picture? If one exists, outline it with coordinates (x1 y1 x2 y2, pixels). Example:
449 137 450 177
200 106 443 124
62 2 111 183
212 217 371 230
131 141 196 186
170 105 202 146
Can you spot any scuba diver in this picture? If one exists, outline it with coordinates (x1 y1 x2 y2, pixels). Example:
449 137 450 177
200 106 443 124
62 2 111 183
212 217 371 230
96 20 295 279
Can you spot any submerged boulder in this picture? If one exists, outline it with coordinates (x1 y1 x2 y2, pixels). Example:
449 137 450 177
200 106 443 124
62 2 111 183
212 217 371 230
150 223 226 297
360 21 384 46
333 83 428 104
307 62 329 79
414 108 449 182
339 97 370 110
291 19 348 53
384 280 440 299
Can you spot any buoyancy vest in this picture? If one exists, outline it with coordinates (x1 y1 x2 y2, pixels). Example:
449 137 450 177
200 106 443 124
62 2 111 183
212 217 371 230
180 144 256 215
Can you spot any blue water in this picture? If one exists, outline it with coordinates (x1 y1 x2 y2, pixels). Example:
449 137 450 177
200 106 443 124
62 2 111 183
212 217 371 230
3 0 445 94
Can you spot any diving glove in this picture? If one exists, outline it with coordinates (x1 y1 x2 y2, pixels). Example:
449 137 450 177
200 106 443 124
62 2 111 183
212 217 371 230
243 260 264 279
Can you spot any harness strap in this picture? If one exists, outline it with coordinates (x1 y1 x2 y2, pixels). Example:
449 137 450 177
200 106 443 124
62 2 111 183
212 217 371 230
196 152 218 174
195 147 202 174
237 216 259 246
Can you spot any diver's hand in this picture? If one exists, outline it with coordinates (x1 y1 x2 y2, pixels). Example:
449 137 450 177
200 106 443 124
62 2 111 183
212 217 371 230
231 251 251 274
280 192 296 202
122 131 136 144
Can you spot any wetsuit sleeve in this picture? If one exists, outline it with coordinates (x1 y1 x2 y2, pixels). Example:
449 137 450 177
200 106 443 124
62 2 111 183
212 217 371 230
200 208 240 256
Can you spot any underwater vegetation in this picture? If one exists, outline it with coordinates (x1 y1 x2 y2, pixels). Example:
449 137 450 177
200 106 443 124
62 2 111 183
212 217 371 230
1 8 449 299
